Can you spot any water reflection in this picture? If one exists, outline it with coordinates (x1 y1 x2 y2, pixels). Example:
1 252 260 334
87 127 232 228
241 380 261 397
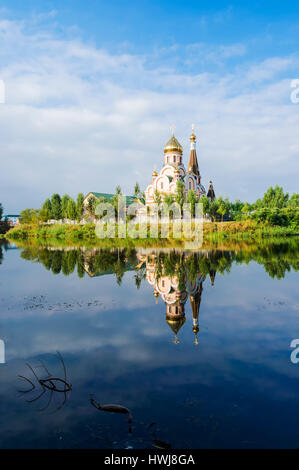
0 239 299 448
13 240 299 345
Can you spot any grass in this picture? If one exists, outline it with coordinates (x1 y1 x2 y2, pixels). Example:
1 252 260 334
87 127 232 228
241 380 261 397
5 220 299 248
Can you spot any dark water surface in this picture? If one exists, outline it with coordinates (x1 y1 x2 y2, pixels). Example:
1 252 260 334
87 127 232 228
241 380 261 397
0 239 299 449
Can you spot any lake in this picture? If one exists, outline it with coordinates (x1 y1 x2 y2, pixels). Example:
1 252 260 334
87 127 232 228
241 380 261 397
0 239 299 449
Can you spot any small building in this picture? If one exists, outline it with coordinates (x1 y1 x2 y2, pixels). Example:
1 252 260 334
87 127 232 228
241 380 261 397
2 215 20 226
83 192 144 215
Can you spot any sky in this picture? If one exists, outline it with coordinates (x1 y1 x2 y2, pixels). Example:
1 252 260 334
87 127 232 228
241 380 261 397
0 0 299 213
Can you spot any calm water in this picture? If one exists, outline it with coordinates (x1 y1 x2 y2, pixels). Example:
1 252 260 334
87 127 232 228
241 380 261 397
0 239 299 449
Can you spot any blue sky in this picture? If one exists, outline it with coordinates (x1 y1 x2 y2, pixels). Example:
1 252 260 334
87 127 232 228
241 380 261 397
0 1 299 212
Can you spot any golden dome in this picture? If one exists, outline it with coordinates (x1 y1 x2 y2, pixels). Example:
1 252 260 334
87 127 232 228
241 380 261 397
166 316 186 344
166 316 186 335
190 124 196 142
152 170 158 177
164 135 183 154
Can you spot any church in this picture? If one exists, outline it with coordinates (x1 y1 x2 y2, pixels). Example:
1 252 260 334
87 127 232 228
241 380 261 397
83 125 215 215
145 125 215 206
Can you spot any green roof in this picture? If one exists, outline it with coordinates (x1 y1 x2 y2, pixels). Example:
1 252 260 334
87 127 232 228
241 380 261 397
3 214 20 218
88 192 144 206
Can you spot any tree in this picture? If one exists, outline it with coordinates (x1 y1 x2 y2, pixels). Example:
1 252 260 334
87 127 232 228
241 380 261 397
241 202 251 217
61 194 71 219
51 194 62 220
0 203 10 234
39 208 51 222
175 180 185 210
256 185 289 209
217 201 226 222
111 186 124 217
134 182 141 198
41 199 52 218
67 199 77 220
19 208 39 225
87 196 97 217
288 193 299 208
200 196 210 218
154 190 162 205
164 193 174 206
208 200 219 222
76 193 84 219
186 190 197 218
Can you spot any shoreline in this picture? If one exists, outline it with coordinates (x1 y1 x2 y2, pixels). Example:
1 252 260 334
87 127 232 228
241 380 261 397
4 221 299 248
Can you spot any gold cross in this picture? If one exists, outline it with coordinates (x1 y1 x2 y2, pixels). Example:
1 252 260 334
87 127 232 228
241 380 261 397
171 124 175 136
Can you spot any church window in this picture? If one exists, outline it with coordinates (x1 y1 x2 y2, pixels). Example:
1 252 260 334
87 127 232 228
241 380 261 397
161 182 164 189
189 181 192 189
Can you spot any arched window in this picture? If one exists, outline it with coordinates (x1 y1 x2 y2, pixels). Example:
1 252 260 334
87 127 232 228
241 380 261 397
161 182 164 189
189 181 192 189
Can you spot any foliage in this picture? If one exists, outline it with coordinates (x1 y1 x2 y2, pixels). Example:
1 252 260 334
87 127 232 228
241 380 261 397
76 193 84 219
20 208 40 225
51 194 62 220
186 190 197 217
67 199 77 220
288 193 299 208
175 180 184 209
254 185 289 209
61 194 71 219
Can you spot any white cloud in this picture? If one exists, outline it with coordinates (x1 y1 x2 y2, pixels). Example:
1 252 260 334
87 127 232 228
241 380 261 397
0 17 298 213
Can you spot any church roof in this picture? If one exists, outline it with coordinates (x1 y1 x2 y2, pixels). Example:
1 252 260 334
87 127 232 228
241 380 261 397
207 182 215 200
187 150 199 177
164 135 183 154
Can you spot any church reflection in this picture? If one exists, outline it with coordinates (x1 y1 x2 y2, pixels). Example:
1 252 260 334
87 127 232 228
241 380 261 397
136 250 216 345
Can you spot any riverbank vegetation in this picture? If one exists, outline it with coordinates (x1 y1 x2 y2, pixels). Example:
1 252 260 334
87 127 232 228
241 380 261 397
0 203 11 235
5 185 299 243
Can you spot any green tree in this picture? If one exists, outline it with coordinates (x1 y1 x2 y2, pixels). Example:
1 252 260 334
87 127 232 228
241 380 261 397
87 196 97 217
200 196 210 218
164 193 174 206
61 194 71 219
154 190 162 205
111 186 124 217
208 200 219 222
0 203 3 220
51 194 62 220
256 185 289 209
288 193 299 208
41 199 52 218
67 198 77 220
186 190 197 217
134 182 141 198
241 202 251 217
19 208 39 225
217 201 226 222
175 180 185 210
76 192 84 219
39 208 51 222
